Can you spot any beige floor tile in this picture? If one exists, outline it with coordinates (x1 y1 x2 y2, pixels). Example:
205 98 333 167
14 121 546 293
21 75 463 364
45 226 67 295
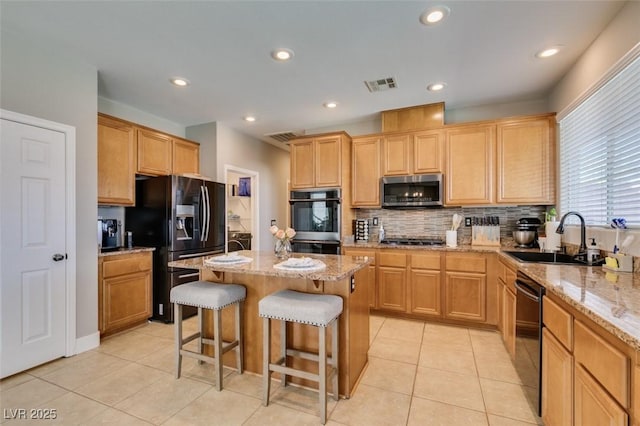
33 392 108 425
25 350 98 378
418 344 478 375
243 403 332 426
376 318 424 342
423 324 473 351
368 336 421 364
413 366 485 412
114 375 210 424
369 315 386 344
475 352 524 385
0 378 68 412
407 397 488 426
488 414 539 425
480 378 542 424
269 383 339 417
330 384 411 426
472 340 512 359
40 353 131 391
360 357 417 395
469 328 505 346
75 363 168 406
85 407 152 425
132 321 176 339
136 346 176 373
98 332 173 362
164 386 261 425
0 373 34 392
223 371 265 399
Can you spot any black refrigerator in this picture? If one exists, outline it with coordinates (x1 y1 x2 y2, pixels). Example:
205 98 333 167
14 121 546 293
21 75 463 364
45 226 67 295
126 175 226 322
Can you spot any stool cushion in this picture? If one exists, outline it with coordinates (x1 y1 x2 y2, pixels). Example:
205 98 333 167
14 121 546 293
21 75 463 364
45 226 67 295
170 281 246 310
259 290 343 327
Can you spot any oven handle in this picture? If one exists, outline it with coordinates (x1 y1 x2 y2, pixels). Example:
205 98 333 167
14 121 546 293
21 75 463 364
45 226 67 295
291 239 341 245
515 279 541 302
289 198 341 203
177 250 223 259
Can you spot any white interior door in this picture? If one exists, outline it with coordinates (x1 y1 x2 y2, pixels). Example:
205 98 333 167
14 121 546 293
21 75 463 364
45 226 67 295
1 117 68 378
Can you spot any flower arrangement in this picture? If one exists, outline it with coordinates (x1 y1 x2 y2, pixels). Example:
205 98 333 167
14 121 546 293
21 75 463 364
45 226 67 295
270 226 295 259
270 225 296 241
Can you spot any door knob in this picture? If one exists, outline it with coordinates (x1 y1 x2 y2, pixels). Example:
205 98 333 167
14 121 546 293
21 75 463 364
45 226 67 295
52 253 65 262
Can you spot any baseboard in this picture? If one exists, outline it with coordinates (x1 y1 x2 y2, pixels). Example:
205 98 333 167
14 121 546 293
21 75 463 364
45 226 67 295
75 331 100 354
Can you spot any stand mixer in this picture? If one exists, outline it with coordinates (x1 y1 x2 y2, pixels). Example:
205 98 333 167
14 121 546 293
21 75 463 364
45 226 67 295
513 217 542 248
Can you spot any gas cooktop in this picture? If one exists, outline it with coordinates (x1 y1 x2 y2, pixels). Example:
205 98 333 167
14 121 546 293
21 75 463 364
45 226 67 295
380 237 445 246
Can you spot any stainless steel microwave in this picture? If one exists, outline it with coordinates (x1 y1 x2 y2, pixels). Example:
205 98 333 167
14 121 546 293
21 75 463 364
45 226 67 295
380 174 443 208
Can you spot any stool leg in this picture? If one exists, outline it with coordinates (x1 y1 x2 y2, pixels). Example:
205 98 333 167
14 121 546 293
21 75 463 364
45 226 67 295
197 307 203 365
235 301 244 374
213 308 223 391
319 325 327 425
262 317 271 406
280 320 287 387
174 303 183 379
332 318 339 401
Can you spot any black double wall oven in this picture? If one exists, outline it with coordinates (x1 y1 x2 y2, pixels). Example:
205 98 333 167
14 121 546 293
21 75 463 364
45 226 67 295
289 188 341 254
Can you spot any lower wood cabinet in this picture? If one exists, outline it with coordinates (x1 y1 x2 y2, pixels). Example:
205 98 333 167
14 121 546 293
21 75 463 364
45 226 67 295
542 327 574 426
444 271 486 322
99 251 152 336
575 363 628 426
409 252 441 317
503 285 516 357
377 251 407 312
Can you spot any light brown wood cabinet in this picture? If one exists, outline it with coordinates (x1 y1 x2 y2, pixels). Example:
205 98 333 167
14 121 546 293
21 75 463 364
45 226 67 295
575 363 628 426
137 128 172 176
343 247 377 308
382 130 443 176
99 251 152 337
377 251 407 312
496 115 555 205
351 136 381 207
409 252 441 317
542 327 574 426
98 114 136 206
445 124 495 205
381 102 444 132
290 132 350 189
444 253 487 323
503 285 516 357
172 138 200 175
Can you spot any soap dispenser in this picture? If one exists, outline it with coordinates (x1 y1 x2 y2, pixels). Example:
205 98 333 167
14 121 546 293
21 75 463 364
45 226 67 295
587 238 599 264
379 224 385 243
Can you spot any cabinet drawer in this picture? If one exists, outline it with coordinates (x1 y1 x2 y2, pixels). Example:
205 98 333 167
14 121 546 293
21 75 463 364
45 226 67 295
574 320 629 407
378 251 407 267
410 252 441 270
446 253 486 273
344 249 376 265
103 253 152 278
543 296 573 351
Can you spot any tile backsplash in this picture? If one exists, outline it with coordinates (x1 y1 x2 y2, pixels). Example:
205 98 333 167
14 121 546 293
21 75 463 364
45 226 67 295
353 206 547 244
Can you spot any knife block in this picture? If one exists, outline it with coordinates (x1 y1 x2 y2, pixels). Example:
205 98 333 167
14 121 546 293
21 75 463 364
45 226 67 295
471 225 501 246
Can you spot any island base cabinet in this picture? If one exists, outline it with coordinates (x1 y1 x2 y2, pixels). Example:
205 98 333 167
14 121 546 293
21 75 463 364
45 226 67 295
575 363 628 426
542 328 574 426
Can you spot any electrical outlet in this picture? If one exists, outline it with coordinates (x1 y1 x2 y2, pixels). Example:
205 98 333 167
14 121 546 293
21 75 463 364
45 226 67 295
373 217 379 226
465 217 472 227
270 219 276 226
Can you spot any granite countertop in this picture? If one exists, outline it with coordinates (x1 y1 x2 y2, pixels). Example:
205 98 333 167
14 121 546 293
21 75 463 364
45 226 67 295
98 247 155 257
498 252 640 351
343 240 503 253
168 250 371 282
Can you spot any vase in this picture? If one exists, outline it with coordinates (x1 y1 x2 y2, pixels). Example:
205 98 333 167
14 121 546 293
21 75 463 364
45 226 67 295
274 239 292 259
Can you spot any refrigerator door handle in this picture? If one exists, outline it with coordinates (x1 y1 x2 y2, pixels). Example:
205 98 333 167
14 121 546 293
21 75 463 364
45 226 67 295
200 185 208 242
204 185 211 242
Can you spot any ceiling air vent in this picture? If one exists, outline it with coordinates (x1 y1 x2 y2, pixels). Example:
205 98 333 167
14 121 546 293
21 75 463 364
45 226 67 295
266 130 305 144
365 77 398 93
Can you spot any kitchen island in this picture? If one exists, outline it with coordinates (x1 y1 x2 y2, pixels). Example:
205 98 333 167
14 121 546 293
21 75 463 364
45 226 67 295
168 250 372 397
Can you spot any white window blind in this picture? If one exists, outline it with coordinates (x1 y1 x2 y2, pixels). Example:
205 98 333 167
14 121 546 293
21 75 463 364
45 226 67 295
559 54 640 226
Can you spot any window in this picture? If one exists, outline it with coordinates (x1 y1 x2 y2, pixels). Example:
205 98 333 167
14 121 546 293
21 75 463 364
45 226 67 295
559 54 640 226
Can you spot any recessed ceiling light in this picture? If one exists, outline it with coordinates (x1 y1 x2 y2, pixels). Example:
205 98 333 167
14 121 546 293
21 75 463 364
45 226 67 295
536 46 562 58
244 116 256 122
427 82 446 92
271 48 294 61
323 102 338 109
420 6 450 25
170 77 190 87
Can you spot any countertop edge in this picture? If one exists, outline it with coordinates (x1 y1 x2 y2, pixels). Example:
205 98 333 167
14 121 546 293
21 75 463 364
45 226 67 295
99 247 155 257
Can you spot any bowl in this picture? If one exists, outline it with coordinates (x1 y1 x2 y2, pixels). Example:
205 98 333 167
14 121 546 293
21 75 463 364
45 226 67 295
513 230 535 246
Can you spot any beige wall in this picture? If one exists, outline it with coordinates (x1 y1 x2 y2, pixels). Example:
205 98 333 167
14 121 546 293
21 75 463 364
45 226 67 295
98 97 185 137
0 29 99 339
185 121 218 179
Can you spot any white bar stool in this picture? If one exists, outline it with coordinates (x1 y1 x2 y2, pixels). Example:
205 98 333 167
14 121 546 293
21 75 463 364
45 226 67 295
170 280 246 391
259 289 343 424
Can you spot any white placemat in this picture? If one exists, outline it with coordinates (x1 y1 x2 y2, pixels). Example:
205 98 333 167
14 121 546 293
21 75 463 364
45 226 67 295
273 257 326 272
205 253 253 266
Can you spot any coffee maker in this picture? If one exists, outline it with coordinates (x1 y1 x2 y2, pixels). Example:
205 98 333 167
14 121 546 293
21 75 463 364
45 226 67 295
99 219 121 251
513 217 542 248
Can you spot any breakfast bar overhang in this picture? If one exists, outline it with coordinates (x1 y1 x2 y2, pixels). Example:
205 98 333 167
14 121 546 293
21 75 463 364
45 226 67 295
169 251 372 397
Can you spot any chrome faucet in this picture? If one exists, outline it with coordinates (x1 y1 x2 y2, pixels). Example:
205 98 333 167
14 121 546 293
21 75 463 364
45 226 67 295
555 211 587 261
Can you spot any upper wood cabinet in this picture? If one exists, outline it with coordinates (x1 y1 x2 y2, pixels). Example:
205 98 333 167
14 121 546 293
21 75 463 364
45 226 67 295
351 136 381 207
381 102 444 132
496 115 555 204
172 138 200 175
98 114 136 206
137 128 172 176
382 130 443 176
290 132 351 189
445 124 495 205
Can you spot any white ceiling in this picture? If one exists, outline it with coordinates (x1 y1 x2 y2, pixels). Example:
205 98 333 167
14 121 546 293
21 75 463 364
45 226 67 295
1 1 626 145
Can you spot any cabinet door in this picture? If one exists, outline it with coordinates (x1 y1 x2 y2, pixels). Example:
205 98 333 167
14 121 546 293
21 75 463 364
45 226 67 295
445 125 495 205
290 139 315 188
444 272 486 322
352 136 381 207
137 128 172 176
98 115 136 206
315 135 342 187
101 271 152 335
497 116 554 204
575 363 628 426
410 269 441 317
503 286 516 357
413 130 443 173
542 328 574 426
382 134 411 176
378 267 406 312
172 138 200 175
343 248 376 308
497 278 504 334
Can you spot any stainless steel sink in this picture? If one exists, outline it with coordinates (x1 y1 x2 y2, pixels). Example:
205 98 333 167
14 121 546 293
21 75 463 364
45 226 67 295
504 251 588 265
